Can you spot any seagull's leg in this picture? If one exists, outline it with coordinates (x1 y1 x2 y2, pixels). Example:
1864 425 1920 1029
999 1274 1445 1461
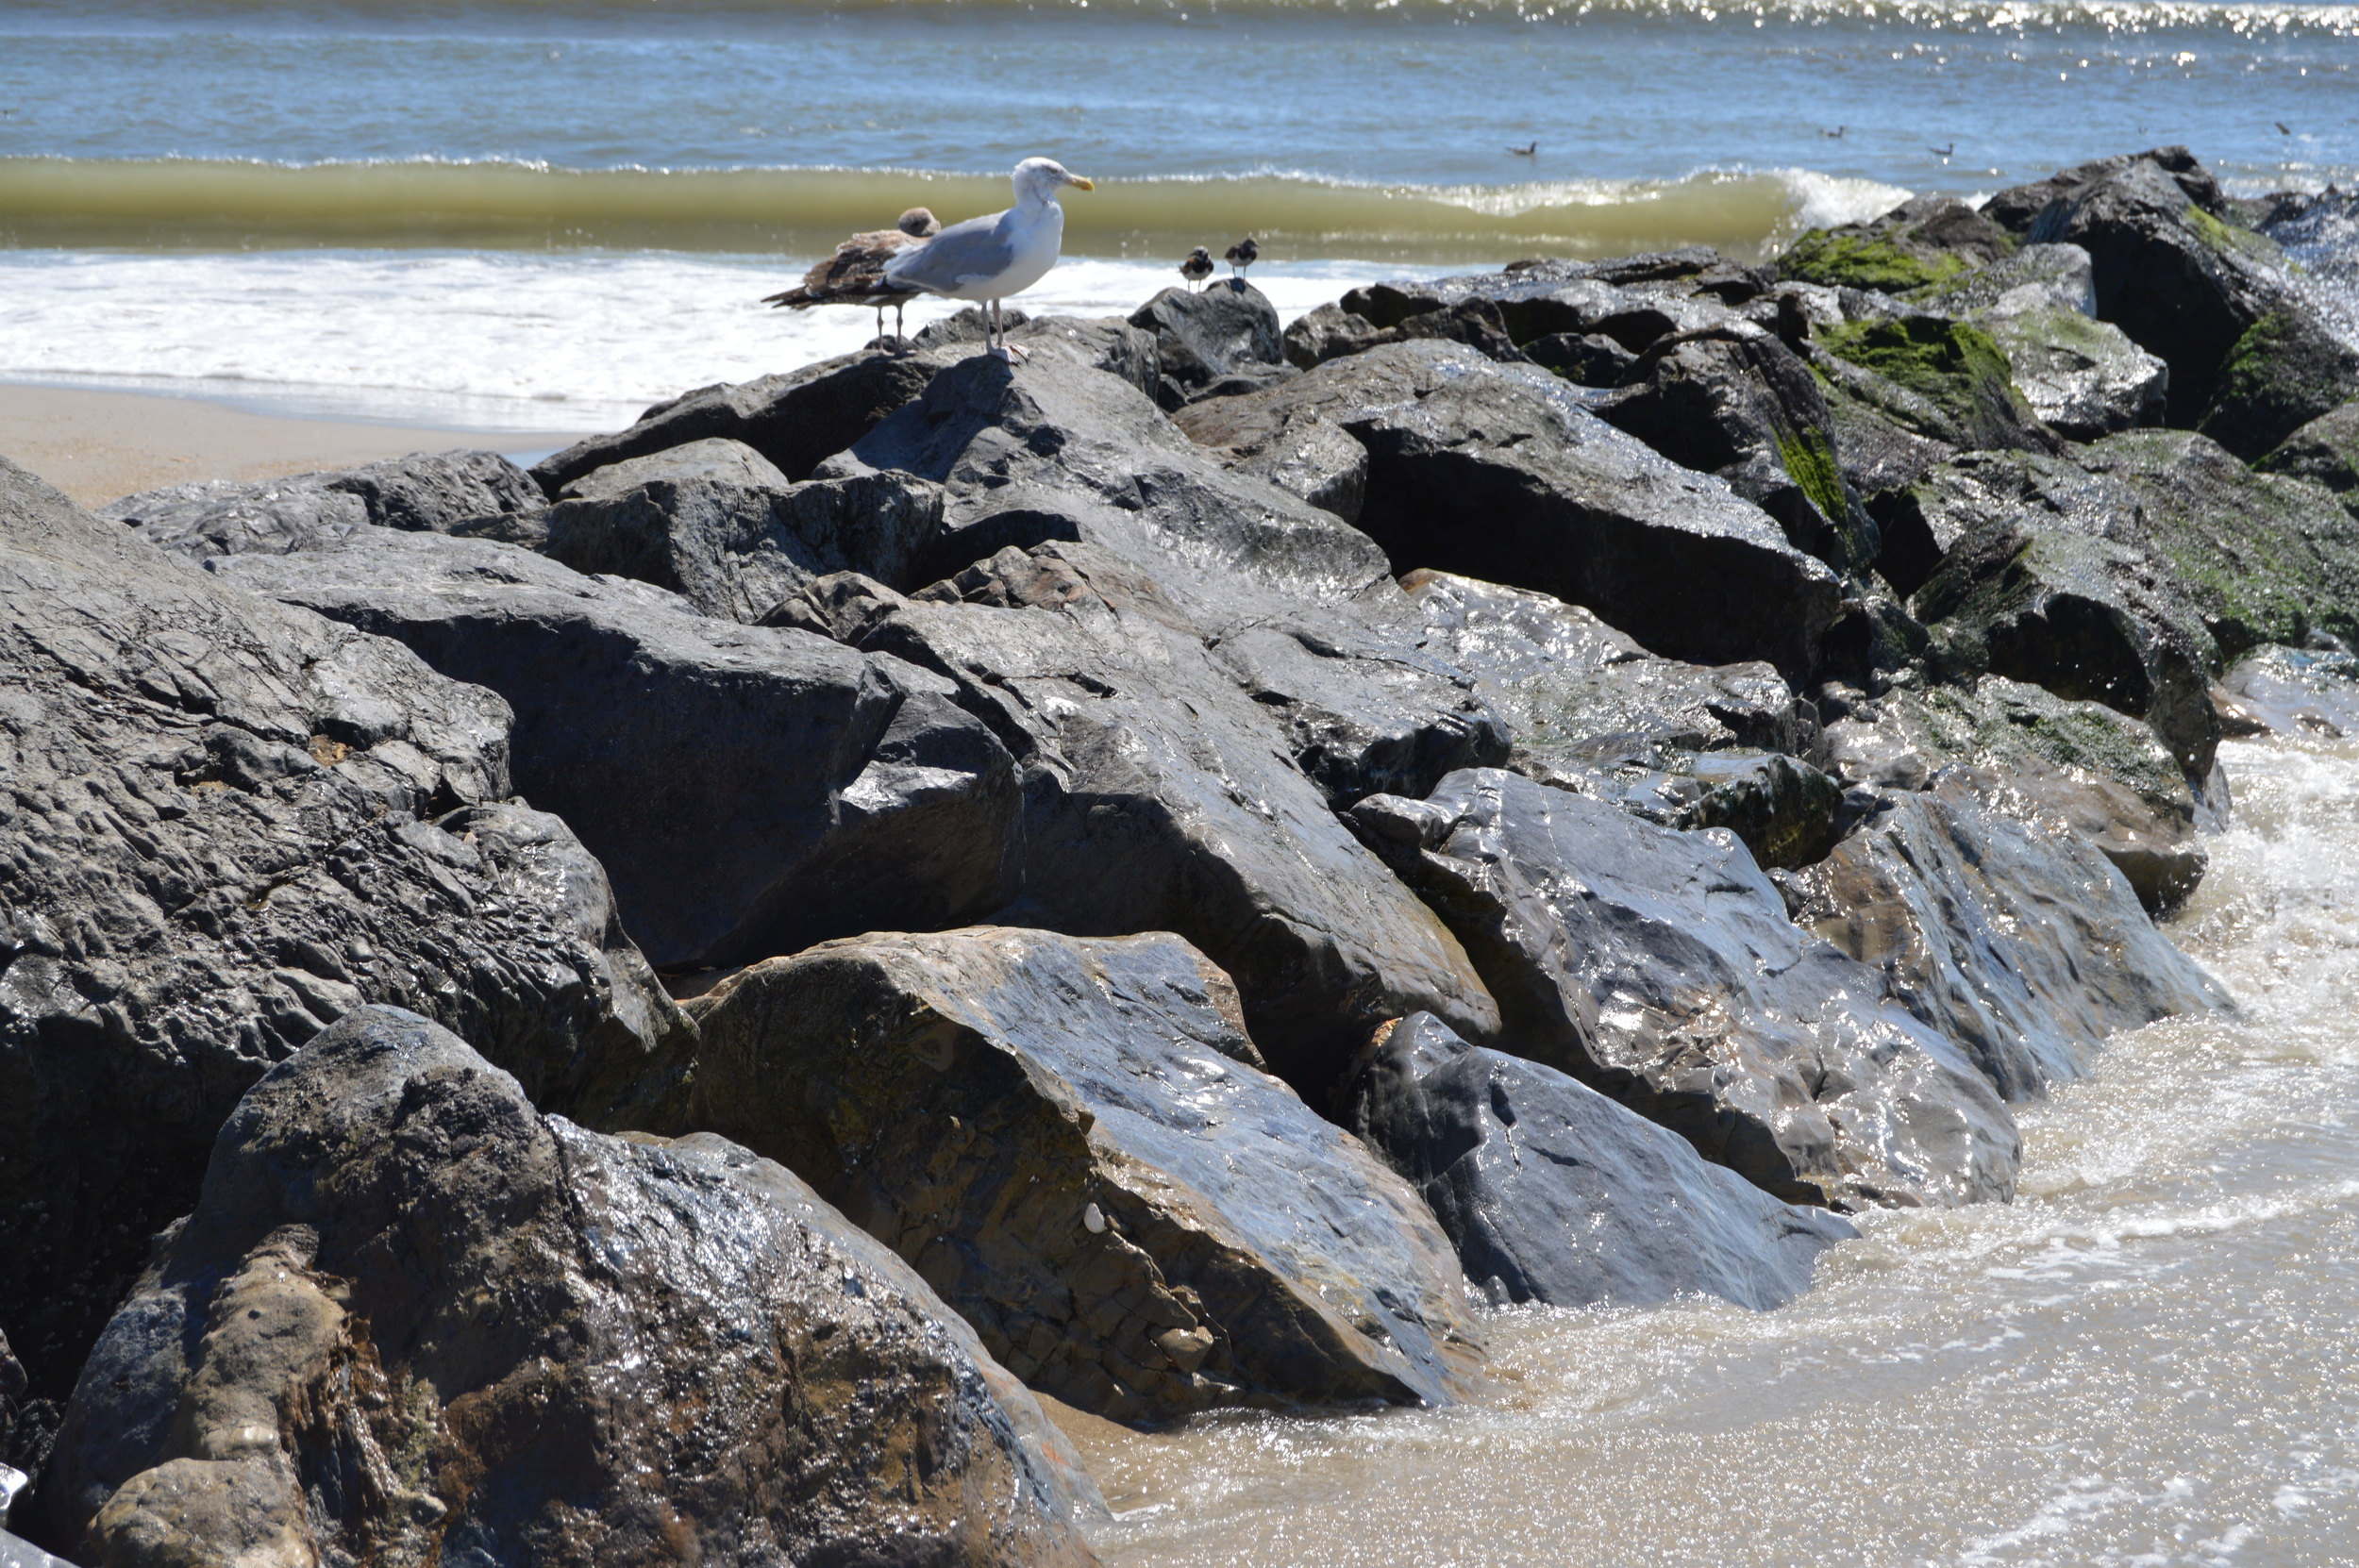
991 297 1030 364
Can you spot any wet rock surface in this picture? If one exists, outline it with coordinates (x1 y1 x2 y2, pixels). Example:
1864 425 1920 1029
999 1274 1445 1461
1350 768 2020 1209
687 928 1485 1424
45 1005 1102 1568
101 450 544 561
1128 283 1285 405
1339 1011 1857 1311
2221 644 2359 738
0 461 694 1431
211 529 1021 973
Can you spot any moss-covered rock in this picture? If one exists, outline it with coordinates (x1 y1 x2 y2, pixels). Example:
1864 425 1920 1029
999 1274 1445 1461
2196 311 2359 461
1816 315 2044 453
2260 399 2359 511
2081 427 2359 658
1982 307 2168 440
1777 194 2013 294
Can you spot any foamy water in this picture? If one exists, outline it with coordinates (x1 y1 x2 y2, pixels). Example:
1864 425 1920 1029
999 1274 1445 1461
1080 737 2359 1568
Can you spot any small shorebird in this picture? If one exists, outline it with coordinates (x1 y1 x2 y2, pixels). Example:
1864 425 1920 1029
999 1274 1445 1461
762 207 938 343
1822 125 1847 138
1930 141 1954 158
1180 246 1214 292
885 157 1095 362
1225 236 1259 282
1509 141 1538 157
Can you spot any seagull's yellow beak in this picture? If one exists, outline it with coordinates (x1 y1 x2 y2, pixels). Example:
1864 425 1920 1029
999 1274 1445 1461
1068 175 1095 192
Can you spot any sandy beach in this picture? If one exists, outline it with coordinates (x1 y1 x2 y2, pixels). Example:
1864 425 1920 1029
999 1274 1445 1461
0 383 594 508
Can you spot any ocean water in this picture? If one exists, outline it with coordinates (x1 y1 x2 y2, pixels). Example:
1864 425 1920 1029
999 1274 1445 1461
1 0 2356 425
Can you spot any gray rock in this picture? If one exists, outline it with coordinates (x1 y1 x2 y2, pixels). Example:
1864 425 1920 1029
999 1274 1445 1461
1350 768 2019 1209
1193 405 1369 524
1777 194 2015 293
44 1006 1102 1568
543 438 946 620
209 529 1022 972
1982 145 2229 238
1523 330 1639 387
2221 644 2359 738
531 315 1160 495
1978 305 2169 441
1282 302 1388 370
101 450 545 561
1919 242 2100 319
1785 776 2229 1101
1810 312 2054 457
1337 1012 1857 1310
0 459 693 1425
779 546 1503 1092
0 1532 73 1568
687 928 1486 1424
2260 400 2359 513
1129 282 1284 402
1340 272 1736 353
314 448 544 533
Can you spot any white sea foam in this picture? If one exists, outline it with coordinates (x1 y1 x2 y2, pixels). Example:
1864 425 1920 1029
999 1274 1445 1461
0 249 1436 431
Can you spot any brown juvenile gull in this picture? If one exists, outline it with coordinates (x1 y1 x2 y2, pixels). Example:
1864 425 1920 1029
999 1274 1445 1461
1180 245 1214 292
762 207 940 343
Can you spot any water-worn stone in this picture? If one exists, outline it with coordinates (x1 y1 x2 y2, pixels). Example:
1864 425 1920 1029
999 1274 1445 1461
1785 776 2228 1100
542 437 946 619
1920 248 2178 441
1350 768 2019 1209
1777 195 2015 293
1337 1012 1857 1310
2221 644 2359 738
2080 428 2359 659
1128 283 1284 403
1981 145 2229 239
688 928 1486 1424
2260 400 2359 514
0 459 694 1420
210 529 1021 972
1813 313 2050 456
778 545 1502 1092
44 1006 1102 1568
101 451 544 561
1281 302 1389 370
531 315 1161 495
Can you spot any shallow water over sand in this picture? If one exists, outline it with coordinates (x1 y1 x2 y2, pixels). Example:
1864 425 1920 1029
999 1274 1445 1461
1079 737 2359 1568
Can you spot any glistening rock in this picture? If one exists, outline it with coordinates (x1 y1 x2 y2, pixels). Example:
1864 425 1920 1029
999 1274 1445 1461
43 1006 1103 1568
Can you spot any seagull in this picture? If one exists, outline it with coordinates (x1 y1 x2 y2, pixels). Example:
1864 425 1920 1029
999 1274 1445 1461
761 207 939 345
1180 246 1214 292
884 157 1094 363
1822 125 1847 138
1930 141 1954 158
1225 236 1259 282
1509 141 1538 156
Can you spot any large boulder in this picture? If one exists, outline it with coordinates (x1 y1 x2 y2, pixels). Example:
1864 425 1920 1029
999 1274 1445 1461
1925 246 2170 440
776 546 1502 1092
542 437 946 620
210 529 1022 972
2260 400 2359 513
1776 194 2014 293
1174 342 1845 677
1812 314 2051 456
1337 1012 1857 1311
686 929 1486 1425
100 450 544 560
1349 768 2019 1209
1982 145 2229 238
0 461 694 1423
1785 776 2229 1101
531 315 1160 495
2080 428 2359 659
43 1006 1102 1568
1127 283 1285 404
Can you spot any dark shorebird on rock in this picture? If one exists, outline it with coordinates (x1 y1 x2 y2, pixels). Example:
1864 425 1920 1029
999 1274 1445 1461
1225 236 1259 283
1180 246 1214 292
761 207 939 345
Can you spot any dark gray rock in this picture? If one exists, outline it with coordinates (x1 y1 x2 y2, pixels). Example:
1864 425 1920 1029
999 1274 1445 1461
2260 400 2359 512
1777 194 2015 293
100 451 545 561
1982 145 2229 238
2080 428 2359 659
1350 768 2019 1209
314 448 544 533
1282 302 1388 371
1338 1012 1856 1310
542 437 946 620
531 316 1160 495
1785 776 2229 1101
209 529 1021 973
1923 249 2173 441
1339 272 1734 354
687 929 1486 1424
1810 312 2053 457
2194 303 2359 462
2221 644 2359 738
1919 242 2099 318
44 1006 1102 1568
0 459 694 1424
1129 283 1284 402
1524 330 1638 387
778 546 1503 1093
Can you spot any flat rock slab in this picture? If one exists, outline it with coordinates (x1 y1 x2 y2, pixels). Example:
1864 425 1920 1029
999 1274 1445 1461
686 928 1486 1425
1350 768 2019 1210
211 528 1021 972
43 1006 1101 1568
1786 776 2230 1101
1340 1012 1857 1311
0 459 693 1410
101 449 544 560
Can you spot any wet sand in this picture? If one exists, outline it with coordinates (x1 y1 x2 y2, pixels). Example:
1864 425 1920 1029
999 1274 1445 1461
0 383 594 508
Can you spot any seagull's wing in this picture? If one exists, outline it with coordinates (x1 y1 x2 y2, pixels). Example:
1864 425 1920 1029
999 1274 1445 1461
885 211 1018 294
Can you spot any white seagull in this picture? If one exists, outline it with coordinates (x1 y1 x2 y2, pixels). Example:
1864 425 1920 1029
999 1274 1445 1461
884 157 1095 362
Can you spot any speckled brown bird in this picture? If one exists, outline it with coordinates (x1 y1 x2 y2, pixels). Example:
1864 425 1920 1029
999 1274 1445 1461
762 207 940 343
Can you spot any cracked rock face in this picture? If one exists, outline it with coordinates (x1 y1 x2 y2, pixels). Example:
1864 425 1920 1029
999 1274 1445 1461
45 1006 1103 1568
211 529 1023 973
685 928 1486 1425
1337 1012 1857 1312
0 459 694 1424
1349 768 2020 1210
101 450 546 561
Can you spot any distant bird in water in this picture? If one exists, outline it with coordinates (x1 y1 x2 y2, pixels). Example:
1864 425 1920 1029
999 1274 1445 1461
1930 141 1954 158
2278 121 2294 135
1508 141 1538 157
1225 236 1259 282
1180 246 1215 292
762 207 938 345
885 157 1095 363
1822 125 1847 138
